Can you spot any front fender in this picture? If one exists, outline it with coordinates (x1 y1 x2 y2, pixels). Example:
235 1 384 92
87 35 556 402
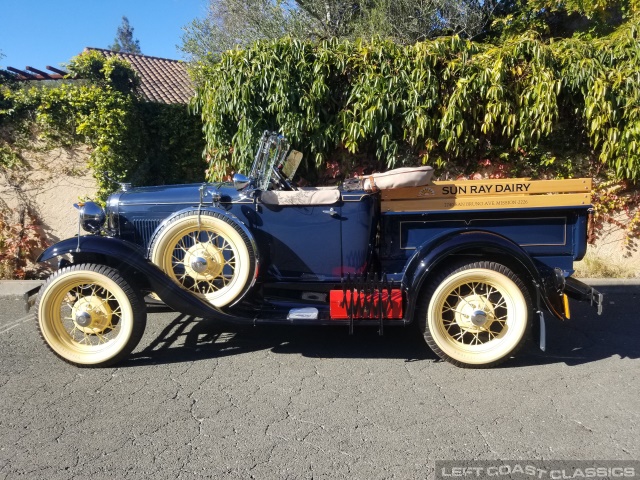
38 235 146 264
37 235 242 321
402 230 564 322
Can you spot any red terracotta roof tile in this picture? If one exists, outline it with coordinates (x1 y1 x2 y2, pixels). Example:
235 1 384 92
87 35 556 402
86 47 194 104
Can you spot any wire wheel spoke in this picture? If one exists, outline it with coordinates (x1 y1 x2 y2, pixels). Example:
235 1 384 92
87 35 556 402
150 215 253 308
172 252 185 264
439 280 512 346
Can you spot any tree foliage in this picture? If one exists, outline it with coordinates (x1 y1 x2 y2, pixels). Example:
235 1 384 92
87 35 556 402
182 0 640 65
491 0 638 39
181 0 314 61
193 19 640 182
181 0 498 63
310 0 497 42
110 16 142 54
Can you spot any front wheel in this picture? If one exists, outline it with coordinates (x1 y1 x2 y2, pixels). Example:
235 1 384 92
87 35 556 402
418 261 532 368
36 264 147 367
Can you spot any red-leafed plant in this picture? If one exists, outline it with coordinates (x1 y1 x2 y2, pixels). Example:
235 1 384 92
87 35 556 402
0 208 51 279
588 180 640 250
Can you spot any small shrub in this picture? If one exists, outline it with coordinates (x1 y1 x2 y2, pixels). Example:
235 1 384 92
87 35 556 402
0 208 51 279
574 251 638 279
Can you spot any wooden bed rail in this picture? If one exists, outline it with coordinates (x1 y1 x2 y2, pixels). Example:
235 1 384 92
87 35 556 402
381 178 592 212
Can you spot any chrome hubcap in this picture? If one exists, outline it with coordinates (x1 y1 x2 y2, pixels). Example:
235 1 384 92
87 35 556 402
190 256 208 273
470 309 488 327
75 311 92 327
184 243 224 280
451 293 498 335
71 296 113 334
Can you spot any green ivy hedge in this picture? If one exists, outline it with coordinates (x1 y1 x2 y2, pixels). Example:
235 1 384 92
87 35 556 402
0 51 205 199
193 19 640 182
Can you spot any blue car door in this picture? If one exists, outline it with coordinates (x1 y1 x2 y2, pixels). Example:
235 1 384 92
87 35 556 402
253 190 343 281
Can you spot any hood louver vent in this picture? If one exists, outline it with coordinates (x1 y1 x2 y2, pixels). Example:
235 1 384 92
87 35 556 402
132 218 161 250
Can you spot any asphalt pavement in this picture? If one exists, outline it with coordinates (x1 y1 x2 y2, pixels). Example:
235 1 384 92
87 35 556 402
0 280 638 479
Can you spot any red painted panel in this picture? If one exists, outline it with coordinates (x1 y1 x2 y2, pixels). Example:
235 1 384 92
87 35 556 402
329 289 403 319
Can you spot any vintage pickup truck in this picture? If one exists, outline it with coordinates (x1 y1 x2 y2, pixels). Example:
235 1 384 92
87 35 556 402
35 132 603 368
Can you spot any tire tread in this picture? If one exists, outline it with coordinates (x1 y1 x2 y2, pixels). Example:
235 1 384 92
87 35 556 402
417 260 533 368
35 263 147 368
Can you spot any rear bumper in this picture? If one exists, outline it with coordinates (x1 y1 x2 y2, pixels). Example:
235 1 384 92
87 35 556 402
564 277 604 315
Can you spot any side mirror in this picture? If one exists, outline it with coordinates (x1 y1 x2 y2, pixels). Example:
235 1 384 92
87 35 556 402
233 173 250 191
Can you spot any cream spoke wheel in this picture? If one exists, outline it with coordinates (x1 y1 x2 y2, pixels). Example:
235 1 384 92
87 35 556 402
36 264 146 367
149 211 256 308
419 261 531 368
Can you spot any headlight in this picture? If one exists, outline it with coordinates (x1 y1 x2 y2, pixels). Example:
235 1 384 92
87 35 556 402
74 201 106 233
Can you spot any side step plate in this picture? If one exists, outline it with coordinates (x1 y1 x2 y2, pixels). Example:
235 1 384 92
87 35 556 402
287 307 319 320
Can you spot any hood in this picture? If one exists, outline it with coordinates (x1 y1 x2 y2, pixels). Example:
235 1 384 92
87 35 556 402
108 183 240 207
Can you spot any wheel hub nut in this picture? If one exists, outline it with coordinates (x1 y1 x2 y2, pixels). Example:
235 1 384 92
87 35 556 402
190 256 208 273
470 309 488 327
71 296 113 334
75 311 92 327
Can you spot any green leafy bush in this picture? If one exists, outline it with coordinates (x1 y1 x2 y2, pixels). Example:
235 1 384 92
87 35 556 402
67 50 140 93
193 19 640 183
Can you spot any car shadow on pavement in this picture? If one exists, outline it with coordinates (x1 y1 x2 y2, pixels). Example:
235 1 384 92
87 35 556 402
125 314 438 367
513 285 640 367
124 286 639 368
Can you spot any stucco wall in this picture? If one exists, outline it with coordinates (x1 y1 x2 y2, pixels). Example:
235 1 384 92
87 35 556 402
574 214 640 278
0 145 98 244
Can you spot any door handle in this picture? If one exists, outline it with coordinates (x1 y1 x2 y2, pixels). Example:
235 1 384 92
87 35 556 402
322 207 339 217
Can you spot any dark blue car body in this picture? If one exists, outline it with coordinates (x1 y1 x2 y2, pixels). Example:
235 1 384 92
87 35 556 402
40 180 595 323
35 133 602 368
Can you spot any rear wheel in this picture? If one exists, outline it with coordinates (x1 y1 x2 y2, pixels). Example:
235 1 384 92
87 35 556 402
36 264 146 367
418 261 532 368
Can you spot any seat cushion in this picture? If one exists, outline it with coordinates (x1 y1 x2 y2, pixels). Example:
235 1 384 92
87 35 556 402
362 166 434 191
260 188 341 206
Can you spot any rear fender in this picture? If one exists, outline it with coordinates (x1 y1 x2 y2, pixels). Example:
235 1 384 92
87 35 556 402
402 230 565 323
37 236 241 321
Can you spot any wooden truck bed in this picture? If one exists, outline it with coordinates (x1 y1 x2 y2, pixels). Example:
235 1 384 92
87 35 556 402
381 178 592 212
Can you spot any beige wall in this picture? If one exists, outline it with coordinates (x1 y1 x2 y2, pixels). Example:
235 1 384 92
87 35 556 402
574 213 640 278
0 145 98 244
